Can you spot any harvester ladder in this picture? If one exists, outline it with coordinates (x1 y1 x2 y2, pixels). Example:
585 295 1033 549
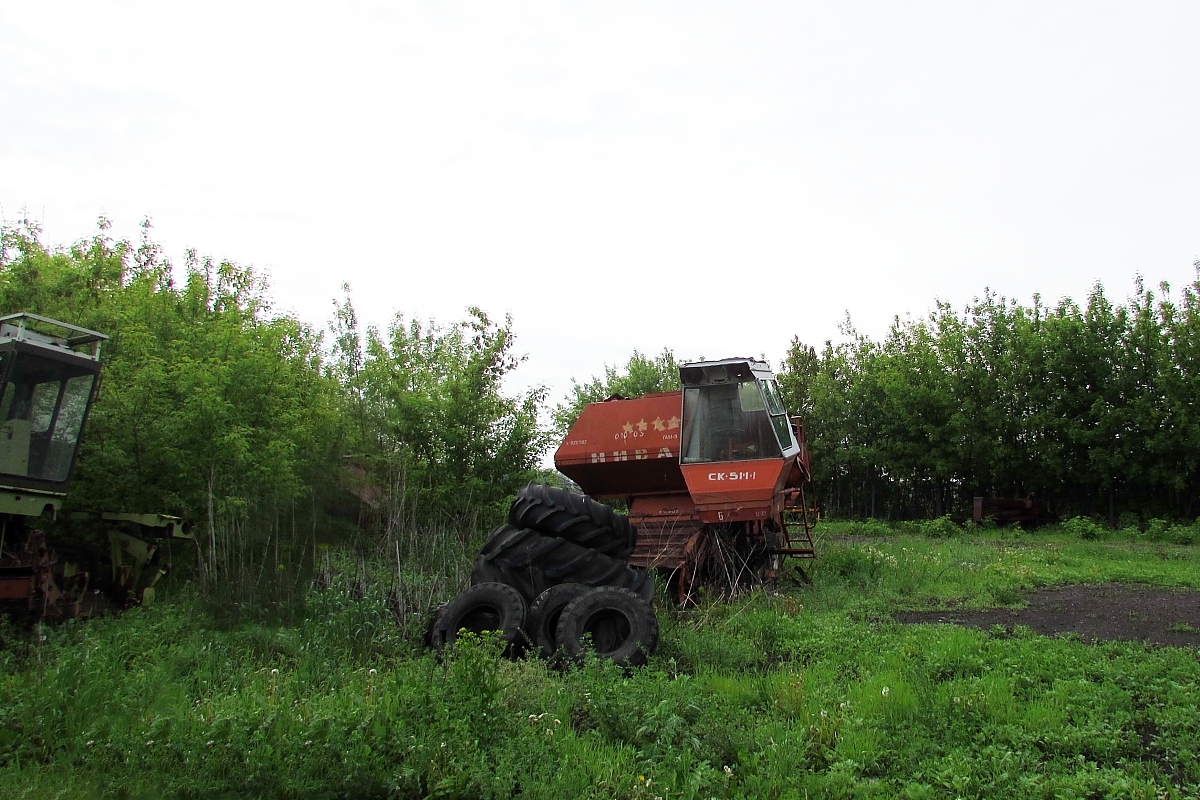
778 487 816 559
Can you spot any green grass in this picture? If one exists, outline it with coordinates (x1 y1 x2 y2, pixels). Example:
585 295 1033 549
809 519 1200 613
2 532 1200 798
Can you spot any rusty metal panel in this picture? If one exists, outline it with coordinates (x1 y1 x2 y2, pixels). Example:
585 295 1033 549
627 494 700 569
679 459 789 522
627 521 703 569
0 573 33 600
629 494 696 520
555 392 686 498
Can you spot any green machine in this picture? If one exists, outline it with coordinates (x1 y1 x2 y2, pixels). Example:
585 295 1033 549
0 313 191 618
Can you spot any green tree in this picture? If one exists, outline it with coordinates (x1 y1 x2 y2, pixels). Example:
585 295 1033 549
551 348 682 437
0 217 342 604
776 337 819 420
336 299 547 530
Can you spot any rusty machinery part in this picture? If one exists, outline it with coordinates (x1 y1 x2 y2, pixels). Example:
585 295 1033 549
704 523 783 589
426 582 527 656
667 522 786 606
0 530 105 621
1 512 195 620
44 541 116 619
553 586 658 669
470 527 653 604
70 512 194 609
523 582 593 660
23 530 63 619
508 484 637 559
702 523 777 585
972 496 1056 527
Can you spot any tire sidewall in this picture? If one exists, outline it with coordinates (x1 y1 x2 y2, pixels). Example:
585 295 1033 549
429 582 528 655
554 586 657 668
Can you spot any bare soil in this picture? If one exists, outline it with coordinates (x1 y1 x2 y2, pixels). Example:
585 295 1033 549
893 583 1200 647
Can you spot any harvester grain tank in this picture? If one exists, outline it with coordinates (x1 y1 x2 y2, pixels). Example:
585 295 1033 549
554 357 815 601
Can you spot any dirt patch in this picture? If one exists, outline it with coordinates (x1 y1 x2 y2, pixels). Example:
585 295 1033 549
893 584 1200 647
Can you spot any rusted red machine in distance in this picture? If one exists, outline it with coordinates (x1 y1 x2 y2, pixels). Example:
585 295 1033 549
555 357 815 601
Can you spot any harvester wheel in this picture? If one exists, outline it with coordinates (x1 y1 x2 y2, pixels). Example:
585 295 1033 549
524 583 593 659
427 582 527 656
555 586 658 668
509 484 637 559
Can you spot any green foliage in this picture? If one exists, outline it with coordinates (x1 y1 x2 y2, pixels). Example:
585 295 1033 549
0 218 343 610
7 537 1200 799
796 270 1200 524
334 291 548 528
552 348 682 437
1062 516 1107 541
0 218 339 519
776 336 818 419
1143 518 1200 546
0 219 547 614
1147 518 1173 541
915 516 961 539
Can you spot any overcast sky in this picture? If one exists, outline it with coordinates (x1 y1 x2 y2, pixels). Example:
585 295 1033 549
3 1 1198 404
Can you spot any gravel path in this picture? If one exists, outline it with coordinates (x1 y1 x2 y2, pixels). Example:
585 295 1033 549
892 583 1200 647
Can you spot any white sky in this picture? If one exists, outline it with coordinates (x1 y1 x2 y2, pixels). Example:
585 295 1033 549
3 1 1198 406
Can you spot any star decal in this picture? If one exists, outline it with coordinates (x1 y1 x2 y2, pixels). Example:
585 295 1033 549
637 419 648 432
652 417 666 431
622 422 635 434
667 416 681 430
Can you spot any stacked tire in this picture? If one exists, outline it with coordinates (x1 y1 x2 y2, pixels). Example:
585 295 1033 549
427 484 658 668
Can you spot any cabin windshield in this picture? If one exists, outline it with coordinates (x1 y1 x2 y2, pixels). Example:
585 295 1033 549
0 352 96 482
680 381 785 463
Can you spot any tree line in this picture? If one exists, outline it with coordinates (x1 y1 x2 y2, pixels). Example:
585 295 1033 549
4 216 1198 588
777 272 1200 523
0 218 545 610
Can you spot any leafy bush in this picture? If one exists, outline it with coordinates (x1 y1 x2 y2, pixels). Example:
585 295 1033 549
1168 522 1198 546
931 516 963 538
1146 518 1172 540
848 519 894 537
904 516 959 539
1062 516 1106 541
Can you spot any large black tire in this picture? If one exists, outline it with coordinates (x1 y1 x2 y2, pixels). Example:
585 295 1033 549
554 586 658 668
524 583 592 659
474 529 654 603
469 524 562 597
426 582 527 655
509 484 637 559
477 524 539 560
469 525 533 587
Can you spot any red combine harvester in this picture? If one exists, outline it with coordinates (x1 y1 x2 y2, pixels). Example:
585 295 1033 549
554 357 816 602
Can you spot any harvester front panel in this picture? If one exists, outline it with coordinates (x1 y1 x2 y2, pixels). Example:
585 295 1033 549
679 459 790 523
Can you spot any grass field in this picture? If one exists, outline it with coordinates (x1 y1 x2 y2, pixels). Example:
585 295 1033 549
3 525 1200 799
